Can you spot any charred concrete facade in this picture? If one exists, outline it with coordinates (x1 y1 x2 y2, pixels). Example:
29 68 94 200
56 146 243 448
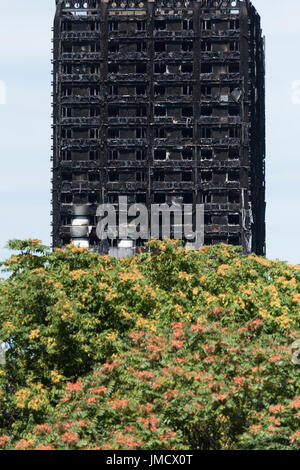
52 0 266 255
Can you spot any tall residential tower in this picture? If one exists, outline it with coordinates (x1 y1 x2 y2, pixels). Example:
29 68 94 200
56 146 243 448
52 0 265 255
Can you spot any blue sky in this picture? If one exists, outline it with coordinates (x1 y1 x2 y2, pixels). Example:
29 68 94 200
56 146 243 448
0 0 299 265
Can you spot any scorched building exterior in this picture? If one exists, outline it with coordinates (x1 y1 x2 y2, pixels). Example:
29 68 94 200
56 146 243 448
52 0 266 255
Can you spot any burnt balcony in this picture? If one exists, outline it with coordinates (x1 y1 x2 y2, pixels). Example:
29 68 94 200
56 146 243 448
154 138 194 147
61 31 101 40
108 31 148 39
154 95 193 104
58 73 100 83
204 202 241 212
106 182 148 191
61 181 100 191
197 160 243 170
60 138 101 149
200 95 242 105
152 181 194 191
153 116 194 126
61 52 102 61
152 160 195 169
107 95 148 104
154 73 194 82
154 52 194 61
107 73 148 83
108 117 148 125
153 30 195 39
199 137 241 145
107 160 148 169
200 72 241 82
59 204 98 218
108 52 148 61
159 12 194 21
61 160 100 169
60 11 101 20
60 95 102 104
205 225 241 234
107 138 148 147
200 51 240 61
198 116 241 125
201 30 240 38
200 181 241 191
61 117 101 126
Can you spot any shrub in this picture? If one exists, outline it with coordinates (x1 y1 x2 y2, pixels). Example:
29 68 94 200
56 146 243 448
0 239 299 449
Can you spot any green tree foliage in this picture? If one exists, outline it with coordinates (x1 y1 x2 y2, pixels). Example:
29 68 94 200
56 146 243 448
0 239 299 450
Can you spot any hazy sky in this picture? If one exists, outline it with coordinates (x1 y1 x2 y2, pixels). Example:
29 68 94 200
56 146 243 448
0 0 299 265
